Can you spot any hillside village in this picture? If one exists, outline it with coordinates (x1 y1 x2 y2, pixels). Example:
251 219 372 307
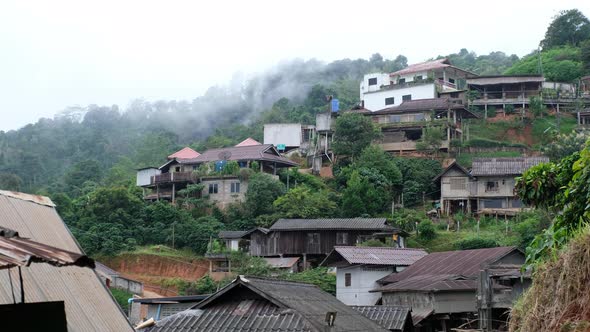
2 8 590 332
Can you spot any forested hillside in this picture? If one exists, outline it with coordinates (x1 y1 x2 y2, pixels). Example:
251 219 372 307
1 8 590 258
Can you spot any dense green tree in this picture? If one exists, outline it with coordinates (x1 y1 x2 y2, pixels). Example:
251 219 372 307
505 46 584 82
541 9 590 49
341 170 387 217
64 159 103 196
273 186 337 218
355 145 402 186
245 173 286 216
333 113 381 159
581 39 590 74
0 173 22 191
542 130 590 160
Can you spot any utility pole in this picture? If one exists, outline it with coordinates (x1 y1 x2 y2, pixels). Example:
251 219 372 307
172 222 175 249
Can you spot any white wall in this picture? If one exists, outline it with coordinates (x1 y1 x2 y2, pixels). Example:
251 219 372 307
362 84 436 111
360 73 392 95
136 168 161 186
336 265 394 305
264 124 302 147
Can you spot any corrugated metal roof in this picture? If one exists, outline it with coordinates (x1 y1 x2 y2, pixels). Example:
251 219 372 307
143 276 388 331
144 301 314 332
323 247 427 267
411 309 433 326
178 144 298 167
377 247 521 292
167 147 200 160
0 191 133 332
390 59 451 76
218 230 250 239
270 218 392 231
351 306 411 331
466 75 544 85
264 257 300 268
471 157 549 176
373 98 466 114
0 233 94 270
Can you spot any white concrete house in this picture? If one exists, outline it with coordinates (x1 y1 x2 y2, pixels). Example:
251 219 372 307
320 246 427 306
360 58 476 111
263 123 315 152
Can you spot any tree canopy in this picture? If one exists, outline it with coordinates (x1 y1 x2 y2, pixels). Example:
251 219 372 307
541 9 590 49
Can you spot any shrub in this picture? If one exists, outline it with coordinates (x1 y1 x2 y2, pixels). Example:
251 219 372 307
417 220 436 240
487 106 497 118
504 104 515 114
455 237 499 250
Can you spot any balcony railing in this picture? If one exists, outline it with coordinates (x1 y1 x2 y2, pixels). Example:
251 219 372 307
151 171 194 185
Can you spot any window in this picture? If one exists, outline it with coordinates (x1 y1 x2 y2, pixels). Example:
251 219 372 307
450 92 459 98
368 77 377 86
450 178 467 190
402 94 412 102
414 113 425 121
208 183 218 194
192 165 198 170
385 97 395 105
175 166 181 172
336 232 348 245
390 115 401 123
485 181 499 192
231 182 240 193
416 75 423 80
448 78 456 84
345 273 352 287
398 78 406 84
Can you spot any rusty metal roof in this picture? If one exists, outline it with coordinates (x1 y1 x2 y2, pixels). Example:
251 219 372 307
379 247 524 290
351 306 412 331
321 247 427 267
270 218 393 231
471 157 549 176
0 191 133 331
0 232 94 270
179 144 298 167
218 230 250 239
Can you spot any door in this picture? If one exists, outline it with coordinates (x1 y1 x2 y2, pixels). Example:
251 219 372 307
306 233 320 254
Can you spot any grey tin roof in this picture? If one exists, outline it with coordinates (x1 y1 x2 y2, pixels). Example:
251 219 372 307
270 218 391 231
351 306 412 331
471 157 549 176
322 247 427 267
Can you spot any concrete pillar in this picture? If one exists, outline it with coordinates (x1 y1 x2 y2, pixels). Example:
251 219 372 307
303 253 307 271
172 183 175 203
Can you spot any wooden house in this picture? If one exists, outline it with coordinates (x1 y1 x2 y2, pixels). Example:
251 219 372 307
248 218 407 268
435 157 549 216
374 247 527 332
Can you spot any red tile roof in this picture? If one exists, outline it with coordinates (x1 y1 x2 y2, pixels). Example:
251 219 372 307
167 147 200 160
323 247 427 266
390 58 451 77
236 137 262 147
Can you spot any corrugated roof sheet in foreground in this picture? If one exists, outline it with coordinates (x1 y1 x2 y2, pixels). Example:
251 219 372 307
334 247 427 266
351 305 411 331
0 192 133 331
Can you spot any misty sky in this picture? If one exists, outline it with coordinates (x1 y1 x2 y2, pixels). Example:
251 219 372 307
1 0 589 131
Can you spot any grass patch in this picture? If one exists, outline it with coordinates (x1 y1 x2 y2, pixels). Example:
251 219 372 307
531 115 577 147
119 245 203 260
110 288 133 313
